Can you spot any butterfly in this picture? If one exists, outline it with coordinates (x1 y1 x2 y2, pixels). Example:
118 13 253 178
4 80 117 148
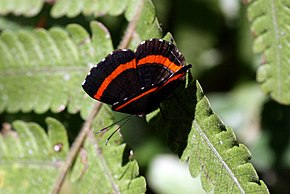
82 38 191 116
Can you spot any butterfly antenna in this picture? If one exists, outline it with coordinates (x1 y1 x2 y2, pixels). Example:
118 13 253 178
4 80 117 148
96 115 131 134
105 116 131 145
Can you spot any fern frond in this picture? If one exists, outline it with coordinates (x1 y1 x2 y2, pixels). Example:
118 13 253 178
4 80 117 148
71 141 146 193
68 105 146 193
181 81 269 193
0 117 69 194
0 0 43 16
0 21 113 118
125 0 162 42
51 0 129 18
0 115 146 193
247 0 290 104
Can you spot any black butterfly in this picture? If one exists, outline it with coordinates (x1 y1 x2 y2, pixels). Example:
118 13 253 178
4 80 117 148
82 38 191 116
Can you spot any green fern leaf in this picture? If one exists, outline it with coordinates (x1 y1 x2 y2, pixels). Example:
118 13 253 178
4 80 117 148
125 0 162 42
51 0 162 41
0 115 146 193
0 21 113 118
68 105 146 193
51 0 129 18
0 0 43 16
70 140 146 193
181 81 269 193
0 16 31 31
247 0 290 104
0 117 69 194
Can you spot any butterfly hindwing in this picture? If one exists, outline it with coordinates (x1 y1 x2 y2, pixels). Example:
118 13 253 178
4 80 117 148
135 39 186 88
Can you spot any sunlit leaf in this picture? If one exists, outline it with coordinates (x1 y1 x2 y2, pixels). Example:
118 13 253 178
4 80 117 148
0 117 68 194
0 21 113 119
248 0 290 104
0 0 43 16
181 81 269 193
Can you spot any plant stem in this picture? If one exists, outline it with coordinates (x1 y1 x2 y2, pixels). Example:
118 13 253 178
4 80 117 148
51 103 102 194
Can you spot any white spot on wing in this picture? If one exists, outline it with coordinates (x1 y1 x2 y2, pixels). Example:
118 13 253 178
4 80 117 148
82 80 86 85
140 40 146 45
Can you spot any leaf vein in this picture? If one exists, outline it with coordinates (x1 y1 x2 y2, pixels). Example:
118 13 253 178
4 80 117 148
193 120 245 194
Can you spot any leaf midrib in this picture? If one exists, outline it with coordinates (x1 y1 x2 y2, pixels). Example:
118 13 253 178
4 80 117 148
0 160 64 168
270 0 282 96
193 120 245 194
0 66 89 77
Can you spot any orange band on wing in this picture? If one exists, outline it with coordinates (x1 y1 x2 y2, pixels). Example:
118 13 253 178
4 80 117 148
137 55 182 72
94 59 136 100
115 87 158 111
115 71 186 111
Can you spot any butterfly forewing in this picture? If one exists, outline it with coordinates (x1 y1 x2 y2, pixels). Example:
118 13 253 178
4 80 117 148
82 49 141 105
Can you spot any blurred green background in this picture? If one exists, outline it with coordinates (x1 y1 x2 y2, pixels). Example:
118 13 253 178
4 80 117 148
1 0 289 193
